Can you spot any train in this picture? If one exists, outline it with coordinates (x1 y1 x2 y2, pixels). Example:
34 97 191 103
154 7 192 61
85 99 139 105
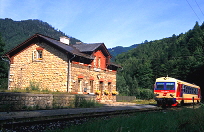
154 77 201 106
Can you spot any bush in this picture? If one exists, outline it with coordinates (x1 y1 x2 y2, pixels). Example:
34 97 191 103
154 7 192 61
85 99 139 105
26 81 40 91
137 88 154 100
0 78 8 91
72 95 102 108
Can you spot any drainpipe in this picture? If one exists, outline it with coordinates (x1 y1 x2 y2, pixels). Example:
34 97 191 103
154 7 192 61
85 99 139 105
1 56 11 90
67 54 75 92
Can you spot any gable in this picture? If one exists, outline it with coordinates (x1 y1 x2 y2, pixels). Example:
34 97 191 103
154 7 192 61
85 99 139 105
4 34 93 60
73 43 111 58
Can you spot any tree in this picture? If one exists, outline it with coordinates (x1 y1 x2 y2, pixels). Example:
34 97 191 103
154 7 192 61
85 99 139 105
0 33 8 89
115 22 204 99
0 33 6 77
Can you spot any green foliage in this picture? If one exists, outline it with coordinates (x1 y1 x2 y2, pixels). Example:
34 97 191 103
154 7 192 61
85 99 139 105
72 95 102 108
0 78 8 90
26 81 40 91
0 18 82 52
116 22 204 99
0 33 8 90
138 89 154 100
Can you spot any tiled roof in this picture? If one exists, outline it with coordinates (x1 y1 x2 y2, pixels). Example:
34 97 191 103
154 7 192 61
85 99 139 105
73 43 103 52
38 34 93 59
109 62 122 68
4 33 120 68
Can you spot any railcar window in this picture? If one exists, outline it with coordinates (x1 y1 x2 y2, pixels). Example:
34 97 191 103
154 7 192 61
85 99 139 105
156 83 164 90
196 89 198 94
166 83 175 90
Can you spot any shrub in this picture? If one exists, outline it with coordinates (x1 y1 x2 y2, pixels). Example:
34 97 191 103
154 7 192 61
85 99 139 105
138 88 154 100
27 81 40 91
0 78 8 91
72 95 102 108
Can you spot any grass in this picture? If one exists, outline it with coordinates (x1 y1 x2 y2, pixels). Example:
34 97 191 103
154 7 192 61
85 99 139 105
72 95 102 108
48 107 204 132
131 99 157 105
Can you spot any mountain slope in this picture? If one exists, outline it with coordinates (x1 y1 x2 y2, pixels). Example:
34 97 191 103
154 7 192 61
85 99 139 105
0 18 81 52
108 44 138 59
115 22 204 98
0 18 139 57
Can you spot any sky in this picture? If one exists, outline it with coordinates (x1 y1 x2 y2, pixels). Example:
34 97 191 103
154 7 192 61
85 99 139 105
1 0 204 48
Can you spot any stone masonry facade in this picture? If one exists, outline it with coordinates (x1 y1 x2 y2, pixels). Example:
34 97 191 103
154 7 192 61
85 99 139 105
9 42 69 92
70 62 116 93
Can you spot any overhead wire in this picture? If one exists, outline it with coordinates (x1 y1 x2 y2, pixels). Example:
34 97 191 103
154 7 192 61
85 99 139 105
194 0 204 18
186 0 202 23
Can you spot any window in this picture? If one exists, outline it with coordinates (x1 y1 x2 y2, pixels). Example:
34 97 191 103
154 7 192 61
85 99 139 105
78 79 82 92
94 57 96 67
155 82 175 90
99 81 103 94
108 82 111 92
37 50 43 59
98 57 100 67
90 80 94 93
33 50 43 61
156 82 164 90
166 83 175 90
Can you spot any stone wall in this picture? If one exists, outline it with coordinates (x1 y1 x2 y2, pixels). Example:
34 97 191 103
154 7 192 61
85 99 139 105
0 92 96 111
9 42 68 92
70 62 117 94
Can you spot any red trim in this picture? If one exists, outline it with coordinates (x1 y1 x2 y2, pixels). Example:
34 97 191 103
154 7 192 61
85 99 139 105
72 61 79 64
90 77 94 80
176 84 182 97
108 80 112 82
154 90 175 93
99 78 104 82
172 102 178 106
36 47 44 50
198 89 201 98
78 75 84 78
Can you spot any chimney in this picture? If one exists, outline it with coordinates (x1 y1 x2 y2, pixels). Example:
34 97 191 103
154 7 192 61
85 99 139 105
60 36 70 45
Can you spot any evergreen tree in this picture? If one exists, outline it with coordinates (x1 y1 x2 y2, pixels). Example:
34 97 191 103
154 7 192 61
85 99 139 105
0 33 6 77
0 33 8 89
115 21 204 99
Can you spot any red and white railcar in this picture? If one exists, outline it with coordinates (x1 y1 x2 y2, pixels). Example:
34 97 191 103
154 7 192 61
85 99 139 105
154 77 201 106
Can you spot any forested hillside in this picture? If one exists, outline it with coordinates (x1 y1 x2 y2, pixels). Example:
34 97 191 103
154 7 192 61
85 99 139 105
108 44 138 60
116 22 204 99
0 18 81 52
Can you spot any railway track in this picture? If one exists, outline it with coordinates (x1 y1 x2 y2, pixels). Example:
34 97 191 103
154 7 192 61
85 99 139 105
0 104 199 132
0 106 161 131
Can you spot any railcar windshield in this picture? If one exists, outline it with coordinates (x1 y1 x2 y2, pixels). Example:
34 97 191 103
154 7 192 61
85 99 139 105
155 82 165 90
166 83 175 90
155 82 175 90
